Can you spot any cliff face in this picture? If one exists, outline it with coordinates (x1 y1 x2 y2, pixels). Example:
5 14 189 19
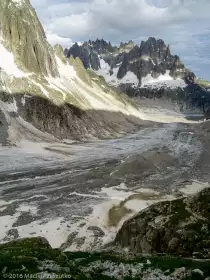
0 0 58 76
0 0 144 145
120 82 210 114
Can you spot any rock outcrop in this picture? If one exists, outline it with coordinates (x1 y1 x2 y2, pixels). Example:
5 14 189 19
114 188 210 258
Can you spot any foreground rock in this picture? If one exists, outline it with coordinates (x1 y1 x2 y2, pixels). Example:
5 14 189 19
0 237 210 279
114 188 210 258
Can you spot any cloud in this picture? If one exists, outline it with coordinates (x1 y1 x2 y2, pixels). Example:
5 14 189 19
46 31 74 48
31 0 210 79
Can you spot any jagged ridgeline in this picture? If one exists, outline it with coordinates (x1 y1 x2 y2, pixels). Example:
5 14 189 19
66 38 193 84
66 38 210 115
0 0 145 145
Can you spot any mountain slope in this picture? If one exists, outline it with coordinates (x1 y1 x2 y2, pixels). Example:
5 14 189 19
0 0 146 146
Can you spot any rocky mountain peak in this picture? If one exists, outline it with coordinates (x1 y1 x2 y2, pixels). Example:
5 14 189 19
0 0 58 77
139 37 170 61
119 40 136 52
65 37 194 93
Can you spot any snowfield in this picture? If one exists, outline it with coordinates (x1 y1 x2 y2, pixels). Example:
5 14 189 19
96 59 139 87
0 43 27 78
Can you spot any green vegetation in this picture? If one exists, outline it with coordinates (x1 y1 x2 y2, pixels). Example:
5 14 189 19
0 237 210 280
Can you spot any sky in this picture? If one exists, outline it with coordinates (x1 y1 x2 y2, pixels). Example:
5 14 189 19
31 0 210 80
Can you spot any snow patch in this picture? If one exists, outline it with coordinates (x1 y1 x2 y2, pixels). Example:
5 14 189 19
137 107 200 124
17 204 38 215
141 70 173 85
96 59 139 87
141 55 151 61
0 214 20 240
55 56 76 79
17 218 70 248
63 185 174 251
120 71 139 85
179 180 209 195
11 0 25 7
5 99 18 112
21 95 26 106
141 70 186 89
96 59 119 86
0 43 27 78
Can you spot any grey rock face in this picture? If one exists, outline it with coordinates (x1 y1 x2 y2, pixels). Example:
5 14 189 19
68 43 91 69
67 42 102 70
89 51 100 70
120 82 210 114
117 55 129 79
0 91 144 142
0 108 9 145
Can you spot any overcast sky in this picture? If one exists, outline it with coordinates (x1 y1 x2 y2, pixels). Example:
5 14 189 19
31 0 210 80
